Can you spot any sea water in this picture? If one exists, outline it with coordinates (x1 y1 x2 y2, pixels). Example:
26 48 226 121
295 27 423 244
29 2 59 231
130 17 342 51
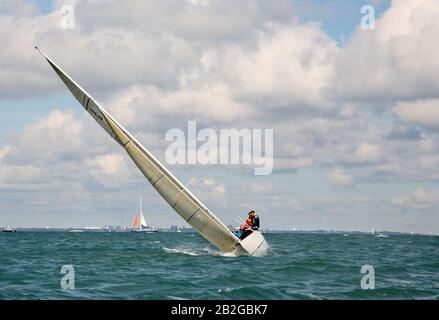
0 231 437 299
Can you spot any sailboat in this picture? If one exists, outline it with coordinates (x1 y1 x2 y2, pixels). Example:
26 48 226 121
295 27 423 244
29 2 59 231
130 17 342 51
2 226 16 233
36 47 268 256
132 196 159 233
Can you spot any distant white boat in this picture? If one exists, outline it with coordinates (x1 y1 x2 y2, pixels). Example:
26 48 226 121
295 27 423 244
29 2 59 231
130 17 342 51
371 228 375 235
69 229 84 233
132 196 159 233
2 226 16 233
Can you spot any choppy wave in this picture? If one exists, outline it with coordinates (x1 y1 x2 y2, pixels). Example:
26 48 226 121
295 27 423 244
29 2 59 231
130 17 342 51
162 247 202 256
162 246 222 256
0 231 437 299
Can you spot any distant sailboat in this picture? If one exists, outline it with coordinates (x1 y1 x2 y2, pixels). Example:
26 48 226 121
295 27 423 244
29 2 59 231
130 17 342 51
132 196 159 233
37 47 267 256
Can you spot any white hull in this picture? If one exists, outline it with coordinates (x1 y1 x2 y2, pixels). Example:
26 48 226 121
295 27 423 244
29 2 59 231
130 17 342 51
232 231 268 256
132 227 159 233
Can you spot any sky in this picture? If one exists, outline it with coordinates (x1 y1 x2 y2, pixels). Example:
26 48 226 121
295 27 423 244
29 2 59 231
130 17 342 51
0 0 439 233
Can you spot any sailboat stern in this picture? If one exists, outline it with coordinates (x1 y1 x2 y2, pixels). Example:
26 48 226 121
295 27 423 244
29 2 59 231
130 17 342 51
232 231 268 256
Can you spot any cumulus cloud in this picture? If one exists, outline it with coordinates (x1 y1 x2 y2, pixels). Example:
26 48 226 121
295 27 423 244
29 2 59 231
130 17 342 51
418 139 435 152
391 188 439 209
394 99 439 128
193 177 226 195
325 169 353 186
331 0 439 102
0 0 298 99
90 154 124 175
239 182 273 194
215 23 338 109
7 110 85 162
0 108 143 192
0 163 43 183
0 146 12 161
353 143 381 163
0 0 40 17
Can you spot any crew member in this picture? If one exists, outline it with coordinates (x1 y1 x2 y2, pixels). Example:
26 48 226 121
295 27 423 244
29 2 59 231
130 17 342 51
239 211 260 240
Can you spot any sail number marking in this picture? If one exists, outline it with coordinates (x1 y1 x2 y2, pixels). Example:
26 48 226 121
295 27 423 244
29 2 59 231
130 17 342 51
88 106 103 121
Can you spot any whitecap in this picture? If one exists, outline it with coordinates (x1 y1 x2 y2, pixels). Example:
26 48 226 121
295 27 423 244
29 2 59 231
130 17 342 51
167 295 189 300
218 286 243 293
376 234 389 238
162 247 200 256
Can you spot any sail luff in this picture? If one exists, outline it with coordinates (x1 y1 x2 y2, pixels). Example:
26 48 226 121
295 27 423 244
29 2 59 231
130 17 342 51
37 47 239 252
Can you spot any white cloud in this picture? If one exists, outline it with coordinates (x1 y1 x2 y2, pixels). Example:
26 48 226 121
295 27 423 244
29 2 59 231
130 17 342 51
326 169 353 186
331 0 439 102
89 154 124 175
194 178 226 195
0 0 298 99
353 143 381 163
0 164 43 182
272 157 314 171
0 0 40 17
248 182 273 193
418 139 434 153
394 99 439 127
0 146 12 161
218 23 338 109
9 110 86 162
391 188 439 209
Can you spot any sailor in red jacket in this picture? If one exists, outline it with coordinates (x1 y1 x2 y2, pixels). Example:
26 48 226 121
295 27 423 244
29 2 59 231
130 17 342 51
239 211 260 240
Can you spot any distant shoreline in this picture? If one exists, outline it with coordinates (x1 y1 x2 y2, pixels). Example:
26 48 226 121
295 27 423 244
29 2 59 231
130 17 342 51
1 227 437 236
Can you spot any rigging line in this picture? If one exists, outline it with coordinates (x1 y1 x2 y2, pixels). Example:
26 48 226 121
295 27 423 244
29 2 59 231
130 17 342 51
171 172 198 205
157 162 235 235
159 149 242 230
133 129 144 140
176 166 242 226
218 198 244 224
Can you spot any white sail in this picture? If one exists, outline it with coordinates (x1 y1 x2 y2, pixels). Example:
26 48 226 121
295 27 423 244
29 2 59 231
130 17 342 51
139 196 148 228
36 48 239 253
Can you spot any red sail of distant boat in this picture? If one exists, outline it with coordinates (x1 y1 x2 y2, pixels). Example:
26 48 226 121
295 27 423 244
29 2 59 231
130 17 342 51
133 212 139 229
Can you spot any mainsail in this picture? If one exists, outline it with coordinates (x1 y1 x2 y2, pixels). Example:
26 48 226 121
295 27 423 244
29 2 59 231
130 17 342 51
139 196 148 228
36 48 239 253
